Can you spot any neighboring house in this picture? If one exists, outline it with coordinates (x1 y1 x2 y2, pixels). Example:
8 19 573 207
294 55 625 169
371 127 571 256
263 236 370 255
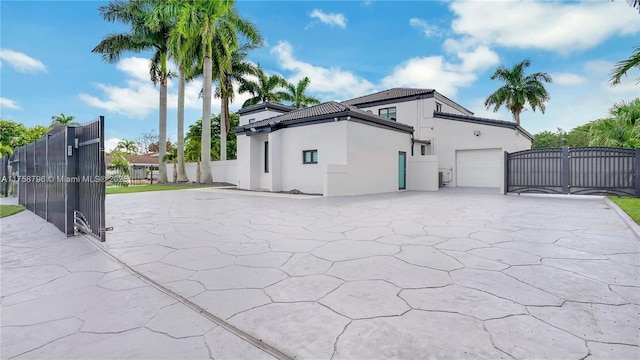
235 88 532 196
104 153 159 180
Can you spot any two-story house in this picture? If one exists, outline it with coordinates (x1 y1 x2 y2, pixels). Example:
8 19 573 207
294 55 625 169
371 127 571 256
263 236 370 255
235 88 532 196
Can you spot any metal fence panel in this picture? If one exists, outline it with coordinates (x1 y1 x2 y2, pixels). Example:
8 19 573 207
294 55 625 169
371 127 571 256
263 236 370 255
47 129 68 230
506 148 563 194
506 146 639 196
74 117 106 242
9 118 106 240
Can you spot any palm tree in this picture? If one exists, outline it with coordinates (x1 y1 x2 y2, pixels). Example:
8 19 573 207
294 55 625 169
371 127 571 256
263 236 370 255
116 139 138 154
610 46 640 86
51 113 78 126
214 39 261 160
485 59 552 126
589 99 640 148
157 0 235 183
239 64 289 107
93 0 172 184
166 22 201 183
282 77 320 108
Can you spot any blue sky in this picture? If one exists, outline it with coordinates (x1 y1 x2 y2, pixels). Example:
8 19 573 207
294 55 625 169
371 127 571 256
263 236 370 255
1 0 638 151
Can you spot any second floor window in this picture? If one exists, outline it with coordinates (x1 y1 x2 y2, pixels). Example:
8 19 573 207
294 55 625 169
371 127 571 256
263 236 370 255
435 102 442 112
379 107 396 120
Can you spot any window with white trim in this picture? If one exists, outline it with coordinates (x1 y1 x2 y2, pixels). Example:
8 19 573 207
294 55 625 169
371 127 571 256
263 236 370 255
435 102 442 112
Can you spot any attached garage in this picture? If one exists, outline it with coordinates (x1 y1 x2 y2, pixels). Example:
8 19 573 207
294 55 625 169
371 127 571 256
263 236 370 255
456 148 502 187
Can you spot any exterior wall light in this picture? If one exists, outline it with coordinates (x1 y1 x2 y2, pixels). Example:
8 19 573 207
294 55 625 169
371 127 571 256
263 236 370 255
473 130 481 136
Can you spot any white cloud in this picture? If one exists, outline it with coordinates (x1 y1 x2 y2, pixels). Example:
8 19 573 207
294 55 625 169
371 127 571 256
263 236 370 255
381 45 499 97
409 18 442 38
116 57 152 82
381 57 475 97
0 97 21 110
104 138 122 153
449 1 639 54
551 73 587 86
78 81 160 118
79 56 252 121
309 9 347 28
271 41 375 100
0 49 46 73
457 46 500 73
467 59 640 134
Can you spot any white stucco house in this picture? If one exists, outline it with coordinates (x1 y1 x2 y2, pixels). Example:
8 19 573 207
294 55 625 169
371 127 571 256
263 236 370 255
235 88 532 196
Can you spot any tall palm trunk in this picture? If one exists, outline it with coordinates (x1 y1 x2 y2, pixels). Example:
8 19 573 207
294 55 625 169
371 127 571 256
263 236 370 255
158 75 168 183
176 69 189 182
200 46 213 183
220 89 229 161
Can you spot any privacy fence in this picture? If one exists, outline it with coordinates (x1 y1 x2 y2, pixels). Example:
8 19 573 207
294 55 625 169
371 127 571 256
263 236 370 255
505 146 640 197
3 117 107 241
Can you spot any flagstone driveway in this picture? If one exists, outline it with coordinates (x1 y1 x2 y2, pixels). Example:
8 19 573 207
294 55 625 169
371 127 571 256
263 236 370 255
99 188 639 359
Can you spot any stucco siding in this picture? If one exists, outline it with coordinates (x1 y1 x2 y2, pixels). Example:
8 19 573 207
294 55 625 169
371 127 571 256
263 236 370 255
278 121 348 194
239 109 290 126
428 118 531 188
344 121 412 195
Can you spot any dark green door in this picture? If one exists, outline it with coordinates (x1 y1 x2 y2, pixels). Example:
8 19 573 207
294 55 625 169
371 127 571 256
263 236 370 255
398 151 406 190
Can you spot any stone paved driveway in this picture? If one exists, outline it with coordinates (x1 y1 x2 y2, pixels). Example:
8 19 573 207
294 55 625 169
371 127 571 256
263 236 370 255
0 199 276 359
100 188 639 359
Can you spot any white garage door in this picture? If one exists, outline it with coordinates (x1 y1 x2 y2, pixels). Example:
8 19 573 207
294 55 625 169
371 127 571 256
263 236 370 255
456 148 502 187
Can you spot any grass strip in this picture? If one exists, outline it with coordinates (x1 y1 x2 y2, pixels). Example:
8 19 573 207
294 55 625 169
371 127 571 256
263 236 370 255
609 196 640 224
0 204 25 218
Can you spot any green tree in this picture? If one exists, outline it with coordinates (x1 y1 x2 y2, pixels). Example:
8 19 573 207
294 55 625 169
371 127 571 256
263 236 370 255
16 125 50 146
93 0 173 183
0 143 13 157
0 120 51 149
165 19 201 183
282 76 320 108
589 99 640 148
240 64 289 107
185 113 239 161
51 113 78 126
213 29 261 161
532 130 563 148
0 120 27 149
485 59 553 126
566 123 591 147
162 0 235 183
610 46 640 86
116 139 138 154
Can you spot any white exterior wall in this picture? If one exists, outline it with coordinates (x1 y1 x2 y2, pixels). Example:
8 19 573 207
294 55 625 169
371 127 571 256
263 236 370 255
324 122 412 196
236 133 268 190
340 121 412 196
167 160 237 184
354 97 469 143
278 121 348 194
407 155 439 191
239 109 289 126
426 119 531 189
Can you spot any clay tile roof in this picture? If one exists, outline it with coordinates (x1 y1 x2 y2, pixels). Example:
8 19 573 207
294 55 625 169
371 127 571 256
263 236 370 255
342 88 435 106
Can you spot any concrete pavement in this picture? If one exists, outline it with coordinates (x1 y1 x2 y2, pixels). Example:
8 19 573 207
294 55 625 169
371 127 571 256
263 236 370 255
0 197 279 360
2 188 639 359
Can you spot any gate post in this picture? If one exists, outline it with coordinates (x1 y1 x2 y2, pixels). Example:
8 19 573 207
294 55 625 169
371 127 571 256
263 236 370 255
562 146 570 194
635 148 640 197
64 127 77 236
1 156 8 197
503 151 509 195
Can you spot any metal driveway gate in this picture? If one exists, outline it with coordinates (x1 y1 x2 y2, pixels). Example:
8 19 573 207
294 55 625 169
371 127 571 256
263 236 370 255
6 117 107 241
505 146 640 196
